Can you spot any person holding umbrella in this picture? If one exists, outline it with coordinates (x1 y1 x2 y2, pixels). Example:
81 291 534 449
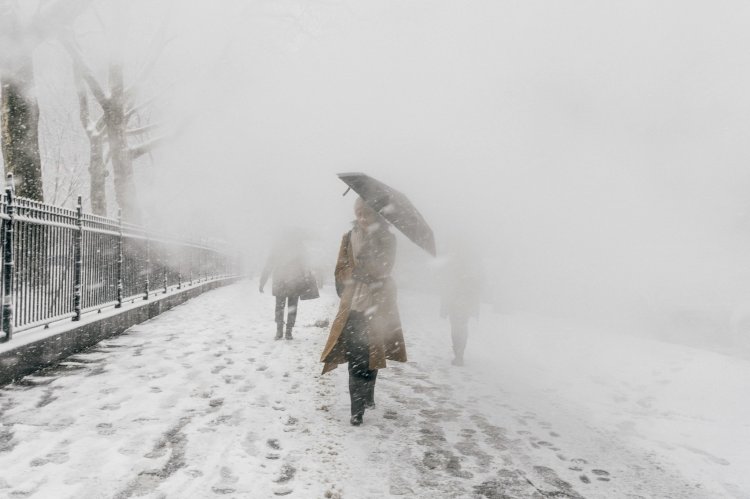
321 173 435 426
320 197 405 425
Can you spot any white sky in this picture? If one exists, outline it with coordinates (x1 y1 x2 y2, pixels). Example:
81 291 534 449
10 0 750 334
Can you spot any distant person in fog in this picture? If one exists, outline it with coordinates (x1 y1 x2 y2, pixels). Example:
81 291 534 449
259 231 318 340
320 197 407 426
440 245 483 366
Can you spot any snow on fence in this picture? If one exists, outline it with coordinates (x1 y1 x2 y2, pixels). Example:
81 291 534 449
0 174 236 342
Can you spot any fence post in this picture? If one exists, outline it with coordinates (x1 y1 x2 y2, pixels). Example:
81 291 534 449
1 174 15 342
189 247 193 285
200 244 205 282
115 209 123 308
73 196 83 321
163 246 168 294
143 232 150 300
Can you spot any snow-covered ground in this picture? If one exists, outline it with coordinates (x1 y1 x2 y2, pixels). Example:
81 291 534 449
0 280 747 498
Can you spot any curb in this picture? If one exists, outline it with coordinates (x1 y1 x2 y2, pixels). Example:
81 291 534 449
0 277 239 386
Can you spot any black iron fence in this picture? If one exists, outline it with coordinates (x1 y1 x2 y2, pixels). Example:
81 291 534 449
0 174 236 342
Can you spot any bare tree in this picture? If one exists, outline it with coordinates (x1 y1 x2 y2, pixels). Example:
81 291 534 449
62 10 172 222
1 3 43 199
0 0 91 201
72 65 107 214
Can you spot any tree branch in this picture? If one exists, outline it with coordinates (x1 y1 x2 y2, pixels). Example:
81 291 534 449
124 91 163 121
93 114 107 137
126 122 161 136
129 135 168 160
124 17 175 99
61 35 109 107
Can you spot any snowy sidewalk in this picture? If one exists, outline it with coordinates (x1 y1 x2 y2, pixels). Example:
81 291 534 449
0 280 746 498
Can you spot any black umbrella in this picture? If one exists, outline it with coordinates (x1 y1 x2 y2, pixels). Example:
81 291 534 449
338 172 436 257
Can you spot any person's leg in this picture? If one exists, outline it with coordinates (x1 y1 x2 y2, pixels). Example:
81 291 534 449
285 295 299 339
450 314 469 365
365 369 378 408
274 295 285 339
344 312 375 425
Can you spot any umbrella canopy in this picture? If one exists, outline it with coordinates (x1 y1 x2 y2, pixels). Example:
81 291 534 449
338 172 436 257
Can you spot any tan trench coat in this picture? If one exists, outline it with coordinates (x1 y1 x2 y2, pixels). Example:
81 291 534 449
320 230 407 374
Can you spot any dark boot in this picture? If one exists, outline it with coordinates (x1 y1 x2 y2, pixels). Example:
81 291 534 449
349 375 366 426
285 325 293 340
275 322 283 340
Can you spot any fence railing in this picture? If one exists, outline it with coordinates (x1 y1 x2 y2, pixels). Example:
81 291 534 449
0 174 237 342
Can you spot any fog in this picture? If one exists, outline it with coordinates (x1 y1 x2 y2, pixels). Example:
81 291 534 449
11 0 750 344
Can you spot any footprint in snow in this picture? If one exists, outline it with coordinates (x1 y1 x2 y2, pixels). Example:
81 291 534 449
267 439 281 450
30 449 70 467
242 432 259 457
284 416 298 426
533 465 582 497
97 423 115 436
592 469 611 481
218 466 239 484
274 463 296 484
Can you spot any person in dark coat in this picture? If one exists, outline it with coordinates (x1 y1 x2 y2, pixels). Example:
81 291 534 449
259 233 314 340
440 246 482 366
320 197 407 426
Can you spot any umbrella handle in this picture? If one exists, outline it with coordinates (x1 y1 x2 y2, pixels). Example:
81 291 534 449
342 187 351 196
